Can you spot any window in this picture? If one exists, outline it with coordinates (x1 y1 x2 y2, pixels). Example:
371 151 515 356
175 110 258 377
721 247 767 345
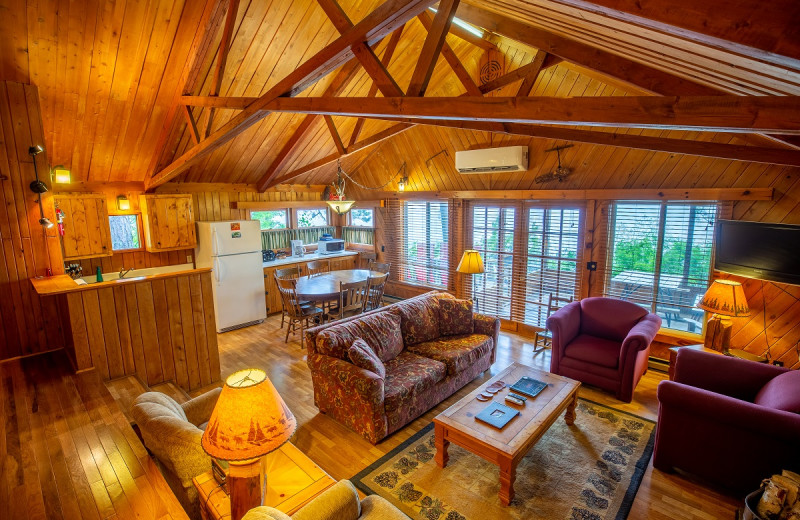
251 210 287 230
401 201 449 289
109 214 141 251
296 208 328 227
466 203 583 325
604 202 718 334
349 209 374 227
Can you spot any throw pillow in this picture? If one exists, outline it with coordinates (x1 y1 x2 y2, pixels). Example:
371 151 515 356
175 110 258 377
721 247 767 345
439 298 474 336
348 339 386 379
754 370 800 414
316 310 404 362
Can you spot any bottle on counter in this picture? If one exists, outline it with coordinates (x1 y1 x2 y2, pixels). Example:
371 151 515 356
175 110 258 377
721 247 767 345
96 266 103 282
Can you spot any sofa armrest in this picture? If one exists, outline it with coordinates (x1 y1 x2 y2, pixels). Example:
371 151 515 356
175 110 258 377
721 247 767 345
658 380 800 443
292 480 361 520
242 507 292 520
181 387 222 426
546 301 581 372
474 313 500 363
619 313 661 370
674 348 788 401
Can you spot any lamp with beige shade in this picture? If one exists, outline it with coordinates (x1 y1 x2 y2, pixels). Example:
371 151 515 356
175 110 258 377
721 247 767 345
697 279 750 354
202 369 296 520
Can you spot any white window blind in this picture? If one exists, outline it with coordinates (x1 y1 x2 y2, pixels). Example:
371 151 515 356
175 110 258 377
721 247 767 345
463 202 584 326
603 202 718 334
386 200 450 289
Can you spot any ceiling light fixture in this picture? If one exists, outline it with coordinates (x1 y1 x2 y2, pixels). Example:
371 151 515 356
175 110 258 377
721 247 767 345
535 144 574 183
325 160 356 215
52 166 71 184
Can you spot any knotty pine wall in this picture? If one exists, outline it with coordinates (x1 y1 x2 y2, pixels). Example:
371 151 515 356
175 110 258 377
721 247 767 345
358 124 800 368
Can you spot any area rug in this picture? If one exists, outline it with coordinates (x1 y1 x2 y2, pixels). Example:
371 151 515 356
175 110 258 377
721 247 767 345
352 399 655 520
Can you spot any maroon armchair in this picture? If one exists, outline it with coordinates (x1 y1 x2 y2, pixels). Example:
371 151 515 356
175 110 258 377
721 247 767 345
654 349 800 496
547 297 661 402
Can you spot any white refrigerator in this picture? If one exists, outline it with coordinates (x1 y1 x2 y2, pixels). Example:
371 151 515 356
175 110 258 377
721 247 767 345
196 220 266 332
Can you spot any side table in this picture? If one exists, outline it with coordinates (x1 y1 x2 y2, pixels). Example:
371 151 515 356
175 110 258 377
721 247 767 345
668 344 723 380
194 442 336 520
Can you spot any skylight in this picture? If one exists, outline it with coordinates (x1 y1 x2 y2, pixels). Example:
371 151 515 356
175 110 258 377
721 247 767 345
428 7 485 38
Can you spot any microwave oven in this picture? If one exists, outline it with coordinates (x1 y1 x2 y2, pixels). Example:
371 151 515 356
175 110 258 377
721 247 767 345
317 239 345 255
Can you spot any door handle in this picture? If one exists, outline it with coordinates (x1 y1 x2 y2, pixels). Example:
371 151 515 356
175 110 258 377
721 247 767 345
212 229 220 256
214 259 222 283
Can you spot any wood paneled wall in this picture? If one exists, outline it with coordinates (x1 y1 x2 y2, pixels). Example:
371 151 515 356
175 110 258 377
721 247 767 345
0 81 64 361
62 271 220 393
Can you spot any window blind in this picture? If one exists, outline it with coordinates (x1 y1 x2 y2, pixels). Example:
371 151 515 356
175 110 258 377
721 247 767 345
384 200 450 290
602 202 719 334
461 201 584 327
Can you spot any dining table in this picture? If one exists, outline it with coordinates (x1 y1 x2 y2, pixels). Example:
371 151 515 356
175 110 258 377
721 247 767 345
295 269 381 302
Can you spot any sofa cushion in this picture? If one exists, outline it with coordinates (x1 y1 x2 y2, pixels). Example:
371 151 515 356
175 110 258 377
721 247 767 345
408 334 492 376
348 339 386 379
396 293 454 346
439 299 474 336
579 297 648 342
563 333 621 369
316 310 404 361
755 371 800 413
383 352 447 414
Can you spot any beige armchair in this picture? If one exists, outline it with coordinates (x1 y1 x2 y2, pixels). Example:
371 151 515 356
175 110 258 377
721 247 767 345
242 480 409 520
131 387 222 519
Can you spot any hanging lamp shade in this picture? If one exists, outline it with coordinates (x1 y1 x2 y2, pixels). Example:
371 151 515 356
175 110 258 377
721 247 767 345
697 279 750 317
457 250 485 274
201 368 296 462
326 198 355 215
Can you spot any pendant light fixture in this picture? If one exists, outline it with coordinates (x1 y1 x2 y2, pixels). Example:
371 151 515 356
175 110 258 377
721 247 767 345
325 160 356 215
29 145 54 229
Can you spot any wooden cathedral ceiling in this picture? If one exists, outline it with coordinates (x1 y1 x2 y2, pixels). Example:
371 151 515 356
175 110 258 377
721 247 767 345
1 0 799 189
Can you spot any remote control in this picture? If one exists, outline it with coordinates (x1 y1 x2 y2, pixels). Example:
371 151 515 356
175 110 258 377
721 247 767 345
505 395 525 406
509 393 527 402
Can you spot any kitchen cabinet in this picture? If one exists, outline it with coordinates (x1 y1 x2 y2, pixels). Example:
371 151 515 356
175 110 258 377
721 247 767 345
330 256 357 271
263 266 283 315
140 194 196 252
55 193 112 260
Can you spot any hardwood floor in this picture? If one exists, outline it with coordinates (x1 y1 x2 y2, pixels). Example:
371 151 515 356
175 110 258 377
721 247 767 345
215 315 742 519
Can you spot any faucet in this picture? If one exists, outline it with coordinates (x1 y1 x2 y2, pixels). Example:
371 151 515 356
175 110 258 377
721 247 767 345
119 267 133 279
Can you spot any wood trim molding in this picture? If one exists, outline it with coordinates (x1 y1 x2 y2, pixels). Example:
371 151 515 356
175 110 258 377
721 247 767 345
365 188 773 201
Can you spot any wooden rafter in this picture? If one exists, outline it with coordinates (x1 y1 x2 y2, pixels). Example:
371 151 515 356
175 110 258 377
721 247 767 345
264 95 800 134
180 96 257 108
515 51 548 96
478 56 561 94
205 0 241 138
324 115 346 154
182 106 201 144
417 11 481 96
349 26 405 147
317 0 404 97
407 0 461 96
146 0 438 190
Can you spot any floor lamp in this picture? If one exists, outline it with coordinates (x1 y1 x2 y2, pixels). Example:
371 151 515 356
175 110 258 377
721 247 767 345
457 250 484 311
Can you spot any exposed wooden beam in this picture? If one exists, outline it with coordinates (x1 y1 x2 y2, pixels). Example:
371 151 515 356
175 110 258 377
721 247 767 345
182 106 201 144
231 200 335 210
206 0 240 137
456 3 718 96
324 115 346 154
407 0 461 96
348 26 405 147
147 0 437 190
181 96 258 108
418 11 481 96
478 56 561 94
317 0 404 97
515 51 548 97
265 95 800 133
368 187 773 201
435 10 494 50
545 0 800 65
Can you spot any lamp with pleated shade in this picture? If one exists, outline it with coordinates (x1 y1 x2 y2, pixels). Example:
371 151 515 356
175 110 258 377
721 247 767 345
697 279 750 354
202 368 296 520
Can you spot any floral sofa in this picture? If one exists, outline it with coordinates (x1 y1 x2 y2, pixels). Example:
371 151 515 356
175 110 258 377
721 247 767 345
305 291 500 443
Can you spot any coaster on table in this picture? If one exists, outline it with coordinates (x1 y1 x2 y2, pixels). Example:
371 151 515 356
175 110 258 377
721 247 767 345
486 380 506 392
476 394 491 402
480 391 494 399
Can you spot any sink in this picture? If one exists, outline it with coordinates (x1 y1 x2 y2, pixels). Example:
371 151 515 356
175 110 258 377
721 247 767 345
76 263 194 284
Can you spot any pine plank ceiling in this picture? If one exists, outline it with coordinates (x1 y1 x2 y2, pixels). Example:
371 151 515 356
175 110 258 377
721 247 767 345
1 0 798 188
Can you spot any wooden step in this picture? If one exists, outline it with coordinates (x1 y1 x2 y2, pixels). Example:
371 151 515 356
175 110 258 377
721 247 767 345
150 381 192 404
105 375 149 424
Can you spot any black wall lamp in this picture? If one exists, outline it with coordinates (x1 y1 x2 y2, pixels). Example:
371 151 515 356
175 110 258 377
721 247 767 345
29 145 54 229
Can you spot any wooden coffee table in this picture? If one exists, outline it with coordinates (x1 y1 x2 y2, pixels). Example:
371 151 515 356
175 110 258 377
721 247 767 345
433 362 581 506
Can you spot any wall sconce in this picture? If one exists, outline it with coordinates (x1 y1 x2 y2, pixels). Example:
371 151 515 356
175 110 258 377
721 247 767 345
398 176 408 192
117 195 130 211
52 166 71 184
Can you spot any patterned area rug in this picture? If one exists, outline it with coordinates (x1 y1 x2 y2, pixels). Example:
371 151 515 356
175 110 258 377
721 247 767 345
352 399 655 520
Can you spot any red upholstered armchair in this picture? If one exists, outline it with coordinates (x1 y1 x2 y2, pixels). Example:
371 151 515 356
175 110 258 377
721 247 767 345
654 349 800 496
547 297 661 402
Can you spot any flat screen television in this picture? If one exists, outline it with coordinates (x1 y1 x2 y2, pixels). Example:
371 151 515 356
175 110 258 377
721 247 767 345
715 220 800 285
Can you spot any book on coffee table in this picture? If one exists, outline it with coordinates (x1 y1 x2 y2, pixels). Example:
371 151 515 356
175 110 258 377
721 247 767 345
475 402 520 429
510 376 548 398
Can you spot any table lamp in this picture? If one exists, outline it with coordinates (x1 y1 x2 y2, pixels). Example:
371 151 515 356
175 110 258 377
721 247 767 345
697 279 750 354
202 368 296 520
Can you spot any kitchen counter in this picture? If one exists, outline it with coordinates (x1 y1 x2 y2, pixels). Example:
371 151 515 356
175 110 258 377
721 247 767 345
262 250 358 268
30 266 211 296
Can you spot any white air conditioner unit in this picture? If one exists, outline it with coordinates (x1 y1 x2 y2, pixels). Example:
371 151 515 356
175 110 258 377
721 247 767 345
455 146 529 174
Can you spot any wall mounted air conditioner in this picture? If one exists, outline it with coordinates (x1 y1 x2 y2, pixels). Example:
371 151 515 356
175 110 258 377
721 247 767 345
455 146 529 174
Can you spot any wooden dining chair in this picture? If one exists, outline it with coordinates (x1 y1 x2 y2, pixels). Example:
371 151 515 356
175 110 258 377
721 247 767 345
306 260 330 277
359 252 377 269
276 277 323 348
368 260 391 274
274 267 309 329
363 272 389 312
327 279 369 321
533 293 574 353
